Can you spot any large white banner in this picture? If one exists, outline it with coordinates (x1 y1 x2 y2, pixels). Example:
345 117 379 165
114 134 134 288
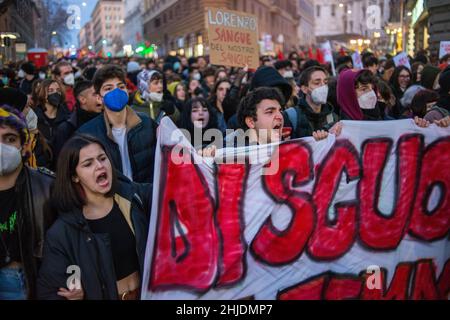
141 118 450 300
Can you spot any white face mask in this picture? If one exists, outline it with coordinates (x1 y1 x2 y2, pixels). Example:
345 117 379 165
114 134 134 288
74 71 82 79
18 70 25 78
39 72 46 80
193 73 201 81
149 92 163 102
283 70 294 79
358 90 378 109
63 73 75 86
0 143 22 176
26 108 38 131
310 85 329 105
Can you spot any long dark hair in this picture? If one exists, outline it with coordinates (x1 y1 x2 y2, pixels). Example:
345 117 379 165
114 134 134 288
52 134 117 212
208 79 232 110
410 89 439 118
389 66 412 94
178 97 219 147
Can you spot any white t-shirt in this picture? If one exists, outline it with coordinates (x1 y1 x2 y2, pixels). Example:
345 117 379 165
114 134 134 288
111 126 133 181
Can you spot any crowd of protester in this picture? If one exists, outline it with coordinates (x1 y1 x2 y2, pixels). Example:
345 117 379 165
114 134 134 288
1 48 450 300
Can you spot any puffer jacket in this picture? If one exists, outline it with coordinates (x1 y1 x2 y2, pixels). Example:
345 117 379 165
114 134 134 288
36 177 152 300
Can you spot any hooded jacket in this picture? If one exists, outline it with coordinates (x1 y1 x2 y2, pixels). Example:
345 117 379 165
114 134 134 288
35 104 70 144
337 69 382 121
437 65 450 111
420 65 441 90
36 177 151 300
250 66 293 102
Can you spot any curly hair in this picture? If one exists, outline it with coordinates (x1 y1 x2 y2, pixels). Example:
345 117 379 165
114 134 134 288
92 64 127 93
237 87 285 130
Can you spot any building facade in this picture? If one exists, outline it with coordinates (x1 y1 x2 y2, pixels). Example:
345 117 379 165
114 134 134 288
297 0 315 47
314 0 391 51
122 0 144 51
90 0 124 55
78 20 95 49
0 0 40 62
404 0 450 59
142 0 300 57
427 0 450 58
78 23 87 49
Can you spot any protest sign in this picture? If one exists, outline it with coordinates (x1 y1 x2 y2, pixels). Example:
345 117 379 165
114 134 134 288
321 41 336 76
142 118 450 300
205 7 259 69
352 51 363 69
439 41 450 59
393 52 411 70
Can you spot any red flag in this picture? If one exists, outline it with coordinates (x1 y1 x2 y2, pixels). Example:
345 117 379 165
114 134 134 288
308 46 314 59
316 48 325 64
339 47 346 56
277 48 284 60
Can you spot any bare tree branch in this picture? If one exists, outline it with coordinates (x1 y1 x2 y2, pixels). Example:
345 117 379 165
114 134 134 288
35 0 70 48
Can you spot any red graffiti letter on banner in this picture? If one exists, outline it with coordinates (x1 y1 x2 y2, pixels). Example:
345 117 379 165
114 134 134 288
359 135 422 249
216 164 248 286
149 147 218 291
361 263 413 300
325 276 362 300
308 140 360 260
409 137 450 241
251 141 315 265
410 259 439 300
437 259 450 299
278 275 327 300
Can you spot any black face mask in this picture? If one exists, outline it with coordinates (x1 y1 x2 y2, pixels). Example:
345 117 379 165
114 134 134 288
47 92 62 107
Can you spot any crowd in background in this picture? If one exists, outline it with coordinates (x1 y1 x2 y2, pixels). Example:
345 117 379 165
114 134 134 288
1 48 450 300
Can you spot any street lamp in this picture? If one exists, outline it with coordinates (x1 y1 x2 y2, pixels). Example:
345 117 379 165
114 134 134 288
0 32 18 40
52 31 57 36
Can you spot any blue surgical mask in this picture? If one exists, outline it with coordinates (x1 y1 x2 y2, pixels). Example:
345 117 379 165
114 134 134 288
103 88 129 112
1 77 8 85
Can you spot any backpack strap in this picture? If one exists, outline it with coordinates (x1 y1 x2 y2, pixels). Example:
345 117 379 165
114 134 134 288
285 107 298 132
